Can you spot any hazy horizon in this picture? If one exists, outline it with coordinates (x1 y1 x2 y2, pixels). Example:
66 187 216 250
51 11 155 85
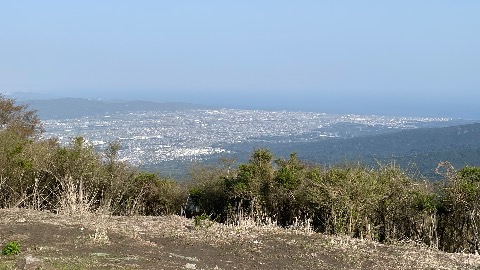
1 2 479 119
3 89 478 120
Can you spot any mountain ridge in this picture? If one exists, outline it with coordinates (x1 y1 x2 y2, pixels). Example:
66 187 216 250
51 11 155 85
23 97 212 119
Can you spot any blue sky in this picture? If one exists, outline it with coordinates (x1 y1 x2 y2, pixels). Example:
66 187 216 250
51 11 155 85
1 1 479 118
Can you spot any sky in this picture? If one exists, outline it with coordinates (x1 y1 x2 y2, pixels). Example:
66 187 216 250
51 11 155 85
1 1 479 118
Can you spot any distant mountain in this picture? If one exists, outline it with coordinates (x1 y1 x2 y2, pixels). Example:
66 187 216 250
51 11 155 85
24 98 212 119
224 123 480 179
3 91 59 101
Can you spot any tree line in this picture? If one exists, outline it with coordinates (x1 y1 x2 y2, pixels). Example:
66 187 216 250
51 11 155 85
1 95 480 254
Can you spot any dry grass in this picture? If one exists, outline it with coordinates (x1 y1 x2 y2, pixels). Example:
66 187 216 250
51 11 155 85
1 208 480 269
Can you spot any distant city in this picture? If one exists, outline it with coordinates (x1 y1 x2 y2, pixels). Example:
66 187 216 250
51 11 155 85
41 108 464 169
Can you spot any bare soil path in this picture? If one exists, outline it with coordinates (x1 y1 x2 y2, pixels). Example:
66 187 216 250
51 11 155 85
1 208 479 269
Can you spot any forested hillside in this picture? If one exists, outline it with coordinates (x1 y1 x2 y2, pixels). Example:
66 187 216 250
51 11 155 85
226 123 480 179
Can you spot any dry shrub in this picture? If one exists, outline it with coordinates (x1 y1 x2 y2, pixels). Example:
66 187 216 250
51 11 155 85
0 135 187 217
55 176 97 216
186 150 445 250
437 163 480 253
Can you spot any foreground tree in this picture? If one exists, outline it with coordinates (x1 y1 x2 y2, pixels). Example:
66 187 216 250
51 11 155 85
0 94 43 138
0 95 43 207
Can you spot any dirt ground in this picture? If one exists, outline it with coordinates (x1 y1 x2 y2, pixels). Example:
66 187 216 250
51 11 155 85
1 208 479 270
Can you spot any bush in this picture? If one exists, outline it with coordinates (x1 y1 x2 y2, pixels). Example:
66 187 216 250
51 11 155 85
437 164 480 253
0 133 187 216
186 152 445 249
185 162 230 219
2 241 20 256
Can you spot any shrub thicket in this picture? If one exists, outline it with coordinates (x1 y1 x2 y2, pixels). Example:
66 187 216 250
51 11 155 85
189 149 438 244
437 162 480 253
187 149 480 253
0 96 187 214
0 134 188 215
